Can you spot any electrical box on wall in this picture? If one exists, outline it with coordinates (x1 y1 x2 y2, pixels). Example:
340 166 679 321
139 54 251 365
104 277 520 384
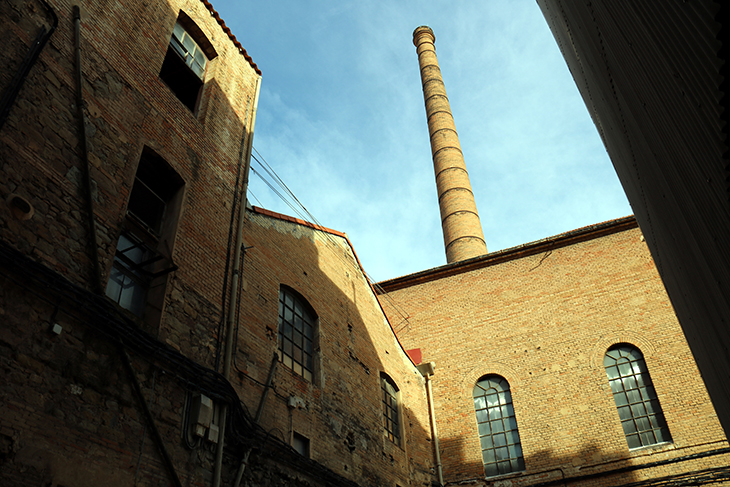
190 394 213 437
206 423 220 444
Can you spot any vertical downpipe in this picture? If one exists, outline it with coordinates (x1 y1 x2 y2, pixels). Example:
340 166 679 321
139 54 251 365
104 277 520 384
212 73 261 487
418 362 443 486
73 5 103 293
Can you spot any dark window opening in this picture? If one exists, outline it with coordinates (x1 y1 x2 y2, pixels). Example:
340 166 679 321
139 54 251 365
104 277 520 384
278 286 316 381
292 432 310 457
381 373 401 446
159 18 211 113
473 375 525 477
106 149 183 319
127 151 183 236
604 344 672 449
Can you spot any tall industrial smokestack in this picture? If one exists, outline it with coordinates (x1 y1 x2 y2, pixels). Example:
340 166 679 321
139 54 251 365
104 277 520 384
413 26 487 264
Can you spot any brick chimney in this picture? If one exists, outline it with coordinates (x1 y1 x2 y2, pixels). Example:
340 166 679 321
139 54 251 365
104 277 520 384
413 26 488 264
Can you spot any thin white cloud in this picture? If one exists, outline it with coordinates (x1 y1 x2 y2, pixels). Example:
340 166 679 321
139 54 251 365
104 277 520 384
216 1 631 282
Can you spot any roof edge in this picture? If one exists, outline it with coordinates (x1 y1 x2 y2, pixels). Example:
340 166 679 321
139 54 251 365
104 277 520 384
375 216 639 293
249 206 419 368
201 0 261 75
250 206 346 238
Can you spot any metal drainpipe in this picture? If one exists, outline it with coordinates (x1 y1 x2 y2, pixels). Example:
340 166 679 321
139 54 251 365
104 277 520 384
0 0 58 131
418 362 443 486
72 5 103 294
212 74 261 487
231 353 278 487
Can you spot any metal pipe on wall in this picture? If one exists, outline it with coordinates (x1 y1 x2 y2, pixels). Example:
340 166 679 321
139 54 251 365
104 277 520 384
72 5 103 294
418 362 443 486
212 73 261 487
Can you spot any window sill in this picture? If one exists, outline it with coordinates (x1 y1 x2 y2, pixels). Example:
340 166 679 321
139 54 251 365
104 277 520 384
483 468 526 482
628 442 674 455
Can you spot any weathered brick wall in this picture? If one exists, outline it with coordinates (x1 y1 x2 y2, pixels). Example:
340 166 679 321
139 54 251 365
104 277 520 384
0 0 259 356
234 208 435 486
0 0 263 485
377 220 729 485
0 274 203 486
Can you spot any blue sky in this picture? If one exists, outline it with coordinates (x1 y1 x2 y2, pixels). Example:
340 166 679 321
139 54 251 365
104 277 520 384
212 1 632 282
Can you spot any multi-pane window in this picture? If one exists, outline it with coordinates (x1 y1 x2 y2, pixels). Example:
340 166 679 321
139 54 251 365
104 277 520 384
170 22 207 79
106 234 154 316
604 345 671 449
473 375 525 477
159 14 215 112
278 287 315 381
381 374 400 446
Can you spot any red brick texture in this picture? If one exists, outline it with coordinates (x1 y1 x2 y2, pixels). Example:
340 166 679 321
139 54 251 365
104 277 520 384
377 219 729 485
233 208 435 486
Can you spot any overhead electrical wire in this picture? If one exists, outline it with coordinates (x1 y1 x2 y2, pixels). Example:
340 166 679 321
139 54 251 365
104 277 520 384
249 146 413 329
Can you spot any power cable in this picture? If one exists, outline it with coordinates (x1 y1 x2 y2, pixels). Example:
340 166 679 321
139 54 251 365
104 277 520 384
249 146 413 331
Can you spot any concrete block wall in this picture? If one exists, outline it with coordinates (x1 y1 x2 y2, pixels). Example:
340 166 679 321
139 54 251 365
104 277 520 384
377 220 729 485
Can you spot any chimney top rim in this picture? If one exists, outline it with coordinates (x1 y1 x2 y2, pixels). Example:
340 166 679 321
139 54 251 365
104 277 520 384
413 26 435 46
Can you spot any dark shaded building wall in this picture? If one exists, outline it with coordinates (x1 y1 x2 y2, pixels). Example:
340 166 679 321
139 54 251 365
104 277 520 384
230 207 435 486
0 0 263 484
535 0 730 437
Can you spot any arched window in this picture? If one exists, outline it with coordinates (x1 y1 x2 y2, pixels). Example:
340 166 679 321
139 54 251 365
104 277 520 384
381 373 401 446
473 375 525 477
604 345 671 449
278 286 316 381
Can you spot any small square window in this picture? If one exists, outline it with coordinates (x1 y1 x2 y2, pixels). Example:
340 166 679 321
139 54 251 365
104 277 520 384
292 432 310 457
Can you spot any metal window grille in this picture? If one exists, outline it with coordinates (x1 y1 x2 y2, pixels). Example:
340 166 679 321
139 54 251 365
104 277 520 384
381 375 400 446
604 345 672 449
278 288 314 381
473 376 525 477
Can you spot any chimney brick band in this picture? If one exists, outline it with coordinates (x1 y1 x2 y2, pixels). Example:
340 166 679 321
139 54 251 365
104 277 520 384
413 26 488 263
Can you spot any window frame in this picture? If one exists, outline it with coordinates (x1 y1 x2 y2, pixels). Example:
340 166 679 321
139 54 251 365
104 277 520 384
158 12 217 114
381 373 401 447
604 344 672 450
105 148 183 325
278 286 316 381
473 375 525 478
292 431 310 457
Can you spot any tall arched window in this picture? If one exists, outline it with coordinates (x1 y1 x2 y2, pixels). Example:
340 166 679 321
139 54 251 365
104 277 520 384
381 373 401 446
278 286 316 381
604 344 671 449
473 375 525 477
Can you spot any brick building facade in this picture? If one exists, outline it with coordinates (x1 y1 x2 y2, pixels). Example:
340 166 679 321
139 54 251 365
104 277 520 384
1 0 433 485
377 218 730 486
1 0 728 486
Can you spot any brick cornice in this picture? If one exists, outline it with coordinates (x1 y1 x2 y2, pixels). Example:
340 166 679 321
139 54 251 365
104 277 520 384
376 216 639 293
